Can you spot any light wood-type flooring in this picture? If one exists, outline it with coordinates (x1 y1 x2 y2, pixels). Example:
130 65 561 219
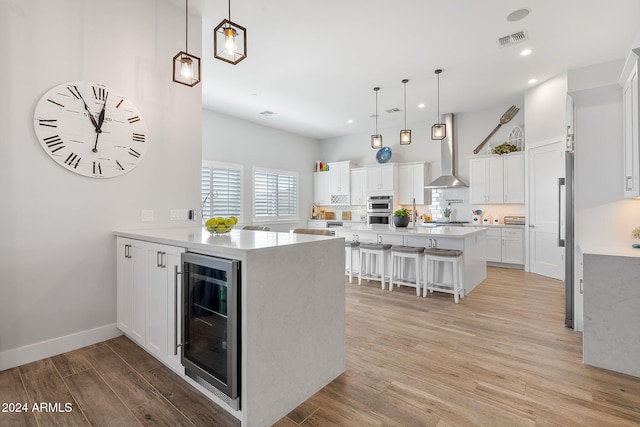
2 267 640 426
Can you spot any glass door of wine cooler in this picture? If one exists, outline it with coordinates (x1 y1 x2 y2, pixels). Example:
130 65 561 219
181 252 240 401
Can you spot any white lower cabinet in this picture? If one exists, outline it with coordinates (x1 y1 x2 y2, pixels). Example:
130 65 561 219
476 227 524 265
117 237 185 374
117 238 146 346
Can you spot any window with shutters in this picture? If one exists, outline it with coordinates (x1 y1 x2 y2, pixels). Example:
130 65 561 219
201 161 242 222
253 167 298 221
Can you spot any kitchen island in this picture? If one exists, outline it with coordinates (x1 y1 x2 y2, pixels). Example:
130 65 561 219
334 225 487 295
114 227 345 427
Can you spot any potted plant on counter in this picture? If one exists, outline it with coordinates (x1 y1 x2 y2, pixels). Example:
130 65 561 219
393 208 410 228
632 226 640 248
443 205 452 222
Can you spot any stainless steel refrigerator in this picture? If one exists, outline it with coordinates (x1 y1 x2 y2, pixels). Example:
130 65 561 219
562 95 575 328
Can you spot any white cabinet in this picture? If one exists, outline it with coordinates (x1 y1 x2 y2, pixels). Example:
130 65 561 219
501 228 524 264
398 162 432 205
117 238 146 347
503 153 525 203
620 48 640 198
328 161 351 197
470 153 524 204
366 164 397 196
473 227 524 265
313 171 331 205
145 242 185 373
484 228 502 262
116 237 185 374
350 168 367 205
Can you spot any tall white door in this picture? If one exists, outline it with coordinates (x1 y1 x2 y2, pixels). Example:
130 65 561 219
528 141 565 280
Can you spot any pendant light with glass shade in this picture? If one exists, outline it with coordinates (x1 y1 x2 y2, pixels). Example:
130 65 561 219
173 0 201 86
214 0 247 65
431 69 446 140
400 79 411 145
371 87 383 149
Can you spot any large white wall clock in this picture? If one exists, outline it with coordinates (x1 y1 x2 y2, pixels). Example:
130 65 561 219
33 81 148 178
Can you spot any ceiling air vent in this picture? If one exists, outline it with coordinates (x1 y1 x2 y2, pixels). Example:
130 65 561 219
259 110 275 116
385 108 401 114
497 30 529 48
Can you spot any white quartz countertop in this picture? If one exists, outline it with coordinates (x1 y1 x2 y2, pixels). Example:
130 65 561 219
334 224 486 238
114 227 339 252
579 244 640 258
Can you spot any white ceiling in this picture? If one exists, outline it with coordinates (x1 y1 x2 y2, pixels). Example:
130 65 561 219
195 0 640 140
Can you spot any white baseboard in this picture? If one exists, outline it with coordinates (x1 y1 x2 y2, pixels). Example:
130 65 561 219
0 324 122 371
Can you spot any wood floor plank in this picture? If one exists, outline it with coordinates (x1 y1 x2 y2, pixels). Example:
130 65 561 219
63 369 139 427
19 359 89 426
0 368 38 427
142 365 240 427
105 335 162 373
51 349 92 377
83 344 159 407
131 395 196 427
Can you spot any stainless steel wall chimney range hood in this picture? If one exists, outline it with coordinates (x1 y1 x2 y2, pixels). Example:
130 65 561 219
425 113 468 188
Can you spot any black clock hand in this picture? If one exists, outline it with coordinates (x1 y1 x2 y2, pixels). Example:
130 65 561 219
92 93 109 153
73 88 100 131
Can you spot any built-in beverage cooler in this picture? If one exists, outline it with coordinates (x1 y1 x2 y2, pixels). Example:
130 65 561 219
181 252 241 410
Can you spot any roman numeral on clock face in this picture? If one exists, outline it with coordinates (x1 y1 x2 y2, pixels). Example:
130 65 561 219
128 148 141 158
38 119 57 128
132 133 145 143
93 86 107 101
115 99 124 109
43 135 65 153
47 98 64 108
67 85 81 99
64 152 81 169
93 161 102 175
116 160 125 171
128 116 141 124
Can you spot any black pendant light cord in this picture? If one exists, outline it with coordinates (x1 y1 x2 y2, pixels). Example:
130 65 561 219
435 69 442 121
228 0 232 21
403 79 408 129
375 87 379 134
185 0 189 52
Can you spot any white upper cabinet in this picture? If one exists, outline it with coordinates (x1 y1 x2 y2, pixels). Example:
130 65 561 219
350 168 367 206
620 48 640 198
503 153 525 203
313 171 331 205
470 152 524 204
366 164 397 196
398 162 432 205
328 161 351 197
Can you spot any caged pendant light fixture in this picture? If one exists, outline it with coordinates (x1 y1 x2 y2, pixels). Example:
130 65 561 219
431 69 446 140
214 0 247 65
371 87 383 149
400 79 411 145
173 0 201 87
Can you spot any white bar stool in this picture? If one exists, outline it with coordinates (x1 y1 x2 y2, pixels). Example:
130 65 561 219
424 248 464 303
345 241 360 283
389 245 425 296
358 243 392 289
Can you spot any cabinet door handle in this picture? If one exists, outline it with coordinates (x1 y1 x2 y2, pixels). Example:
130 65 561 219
626 176 634 191
157 251 167 268
174 265 183 356
558 177 565 247
125 244 131 258
433 239 437 248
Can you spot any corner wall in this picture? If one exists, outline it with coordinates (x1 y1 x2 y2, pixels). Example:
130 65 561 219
0 0 202 369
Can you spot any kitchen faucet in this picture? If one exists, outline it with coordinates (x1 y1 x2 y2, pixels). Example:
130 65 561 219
412 198 417 227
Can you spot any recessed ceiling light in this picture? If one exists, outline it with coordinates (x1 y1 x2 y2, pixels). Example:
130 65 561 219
520 48 532 56
418 103 425 108
507 8 530 22
528 78 538 84
347 119 353 124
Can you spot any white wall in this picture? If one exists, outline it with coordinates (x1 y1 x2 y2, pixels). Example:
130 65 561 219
0 0 202 369
319 98 526 221
202 109 320 231
569 63 640 249
524 73 568 145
